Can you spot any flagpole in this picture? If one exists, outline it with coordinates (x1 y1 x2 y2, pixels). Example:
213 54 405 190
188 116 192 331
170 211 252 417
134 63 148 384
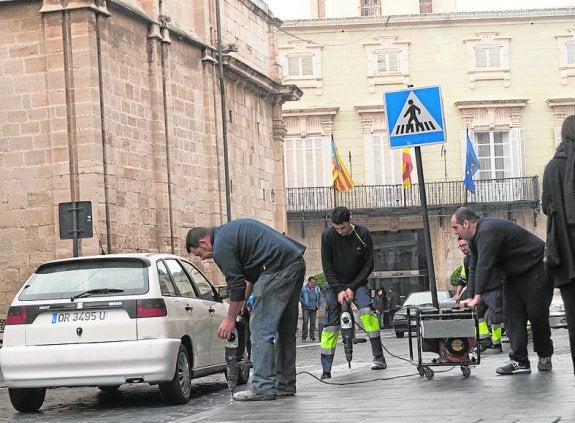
332 185 337 208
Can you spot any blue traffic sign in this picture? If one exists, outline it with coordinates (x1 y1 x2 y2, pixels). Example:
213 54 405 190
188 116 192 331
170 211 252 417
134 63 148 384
384 86 446 149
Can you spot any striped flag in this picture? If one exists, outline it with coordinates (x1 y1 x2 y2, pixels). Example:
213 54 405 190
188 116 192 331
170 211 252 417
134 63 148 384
331 136 355 192
402 148 413 189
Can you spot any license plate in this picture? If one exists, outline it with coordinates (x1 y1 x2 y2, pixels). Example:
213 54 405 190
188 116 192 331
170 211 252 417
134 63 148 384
51 311 108 324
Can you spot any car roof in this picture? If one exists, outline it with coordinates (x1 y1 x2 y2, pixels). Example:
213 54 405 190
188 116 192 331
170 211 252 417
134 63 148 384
34 253 185 270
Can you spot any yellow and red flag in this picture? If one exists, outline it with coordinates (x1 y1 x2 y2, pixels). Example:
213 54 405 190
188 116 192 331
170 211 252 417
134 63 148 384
331 136 355 192
401 148 413 189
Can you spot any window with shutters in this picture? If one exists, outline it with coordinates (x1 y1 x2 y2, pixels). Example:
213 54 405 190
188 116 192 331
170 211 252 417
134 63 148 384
475 131 512 179
464 32 510 88
364 37 410 93
374 50 400 74
283 136 331 188
360 0 381 17
280 42 323 94
474 45 501 69
556 30 575 85
419 0 432 13
287 54 314 77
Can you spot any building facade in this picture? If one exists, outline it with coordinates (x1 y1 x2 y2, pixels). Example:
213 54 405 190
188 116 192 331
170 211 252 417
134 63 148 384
277 7 575 295
0 0 301 315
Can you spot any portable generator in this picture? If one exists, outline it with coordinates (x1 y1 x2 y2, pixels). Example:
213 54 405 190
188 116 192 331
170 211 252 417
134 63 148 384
408 306 480 379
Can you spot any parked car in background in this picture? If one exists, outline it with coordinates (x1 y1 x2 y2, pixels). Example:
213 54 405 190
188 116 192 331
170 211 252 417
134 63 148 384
0 253 249 412
440 288 567 330
392 290 451 338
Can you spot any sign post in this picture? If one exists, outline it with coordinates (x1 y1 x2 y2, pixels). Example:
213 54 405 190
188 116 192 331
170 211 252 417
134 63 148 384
59 201 93 257
384 86 446 309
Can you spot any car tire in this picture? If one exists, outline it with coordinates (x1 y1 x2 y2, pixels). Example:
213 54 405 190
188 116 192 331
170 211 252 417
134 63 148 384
159 344 192 405
395 331 405 338
97 385 120 392
8 387 46 412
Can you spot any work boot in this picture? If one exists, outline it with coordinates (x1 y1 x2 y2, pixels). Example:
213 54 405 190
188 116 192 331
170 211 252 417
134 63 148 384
490 343 503 354
478 339 493 353
371 355 387 370
537 356 552 371
233 390 276 401
496 360 531 375
320 372 331 380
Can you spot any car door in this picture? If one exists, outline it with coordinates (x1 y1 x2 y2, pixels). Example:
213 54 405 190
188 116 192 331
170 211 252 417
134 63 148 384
179 260 227 366
159 259 211 369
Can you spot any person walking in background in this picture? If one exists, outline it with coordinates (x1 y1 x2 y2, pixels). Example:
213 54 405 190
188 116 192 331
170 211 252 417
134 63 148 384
452 206 554 375
185 219 306 401
386 287 401 326
542 114 575 373
300 276 322 342
319 206 387 379
373 289 387 329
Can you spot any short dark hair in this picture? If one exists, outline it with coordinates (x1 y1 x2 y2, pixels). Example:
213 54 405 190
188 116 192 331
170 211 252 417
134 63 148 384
185 227 211 253
307 276 316 282
331 206 351 224
452 206 480 225
562 115 575 143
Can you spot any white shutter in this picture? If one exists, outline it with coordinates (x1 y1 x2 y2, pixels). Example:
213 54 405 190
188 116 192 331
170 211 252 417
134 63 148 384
364 133 375 185
509 128 525 177
322 136 331 186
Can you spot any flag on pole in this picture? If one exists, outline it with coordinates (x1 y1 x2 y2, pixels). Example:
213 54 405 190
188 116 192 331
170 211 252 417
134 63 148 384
464 131 480 193
401 148 413 189
331 136 355 192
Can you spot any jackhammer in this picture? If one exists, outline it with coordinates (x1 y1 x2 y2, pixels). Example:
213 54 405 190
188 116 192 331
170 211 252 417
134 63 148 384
225 314 249 402
225 329 239 401
341 300 354 368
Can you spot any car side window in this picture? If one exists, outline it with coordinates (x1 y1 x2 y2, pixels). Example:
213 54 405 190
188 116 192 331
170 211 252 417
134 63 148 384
156 261 177 296
180 260 216 301
164 259 197 298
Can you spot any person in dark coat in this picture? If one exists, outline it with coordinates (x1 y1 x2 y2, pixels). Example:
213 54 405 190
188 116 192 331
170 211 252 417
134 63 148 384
542 114 575 373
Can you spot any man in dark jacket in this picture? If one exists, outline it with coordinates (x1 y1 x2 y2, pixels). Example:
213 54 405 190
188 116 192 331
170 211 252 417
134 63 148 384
542 114 575 372
452 206 554 375
186 219 306 401
319 206 386 379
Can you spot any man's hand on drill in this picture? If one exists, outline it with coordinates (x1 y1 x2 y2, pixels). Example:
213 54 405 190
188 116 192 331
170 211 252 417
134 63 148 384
337 288 354 304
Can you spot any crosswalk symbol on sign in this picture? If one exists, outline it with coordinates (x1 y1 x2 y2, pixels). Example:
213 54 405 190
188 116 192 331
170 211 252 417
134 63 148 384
391 91 442 136
384 85 446 149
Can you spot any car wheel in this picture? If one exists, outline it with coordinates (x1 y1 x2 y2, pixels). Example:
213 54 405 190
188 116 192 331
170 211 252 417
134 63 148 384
159 344 192 405
8 387 46 412
97 385 120 392
395 331 405 338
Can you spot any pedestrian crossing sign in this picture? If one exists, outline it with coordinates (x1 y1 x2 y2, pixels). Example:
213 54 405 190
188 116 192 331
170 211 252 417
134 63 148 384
384 86 446 149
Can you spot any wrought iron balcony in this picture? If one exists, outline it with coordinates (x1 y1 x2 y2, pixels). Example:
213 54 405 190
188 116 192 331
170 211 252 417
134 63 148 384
286 176 540 219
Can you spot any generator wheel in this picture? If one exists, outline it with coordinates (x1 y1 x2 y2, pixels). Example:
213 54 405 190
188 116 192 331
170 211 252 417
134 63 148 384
424 367 434 380
417 366 425 377
461 366 471 377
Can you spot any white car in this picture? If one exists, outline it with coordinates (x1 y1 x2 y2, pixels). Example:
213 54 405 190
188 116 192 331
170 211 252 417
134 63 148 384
0 253 249 412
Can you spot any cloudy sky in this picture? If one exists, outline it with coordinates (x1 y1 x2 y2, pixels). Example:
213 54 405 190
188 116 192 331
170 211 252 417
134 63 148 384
264 0 575 19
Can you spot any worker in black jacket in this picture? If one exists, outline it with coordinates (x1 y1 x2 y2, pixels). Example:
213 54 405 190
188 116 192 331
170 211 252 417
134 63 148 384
452 206 554 375
319 206 386 379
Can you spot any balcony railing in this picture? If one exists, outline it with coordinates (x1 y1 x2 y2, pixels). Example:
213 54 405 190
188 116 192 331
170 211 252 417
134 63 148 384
286 176 540 216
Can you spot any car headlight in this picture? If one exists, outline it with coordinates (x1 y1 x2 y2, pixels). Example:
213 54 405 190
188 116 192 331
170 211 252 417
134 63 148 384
393 314 407 321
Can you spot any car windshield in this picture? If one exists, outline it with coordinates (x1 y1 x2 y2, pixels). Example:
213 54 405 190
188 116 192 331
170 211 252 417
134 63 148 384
19 259 149 301
403 291 450 307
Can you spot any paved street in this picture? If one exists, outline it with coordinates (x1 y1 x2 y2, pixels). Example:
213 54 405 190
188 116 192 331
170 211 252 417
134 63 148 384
0 328 573 422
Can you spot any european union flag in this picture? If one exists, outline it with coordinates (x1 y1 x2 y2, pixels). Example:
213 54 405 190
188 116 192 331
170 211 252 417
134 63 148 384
464 131 480 193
